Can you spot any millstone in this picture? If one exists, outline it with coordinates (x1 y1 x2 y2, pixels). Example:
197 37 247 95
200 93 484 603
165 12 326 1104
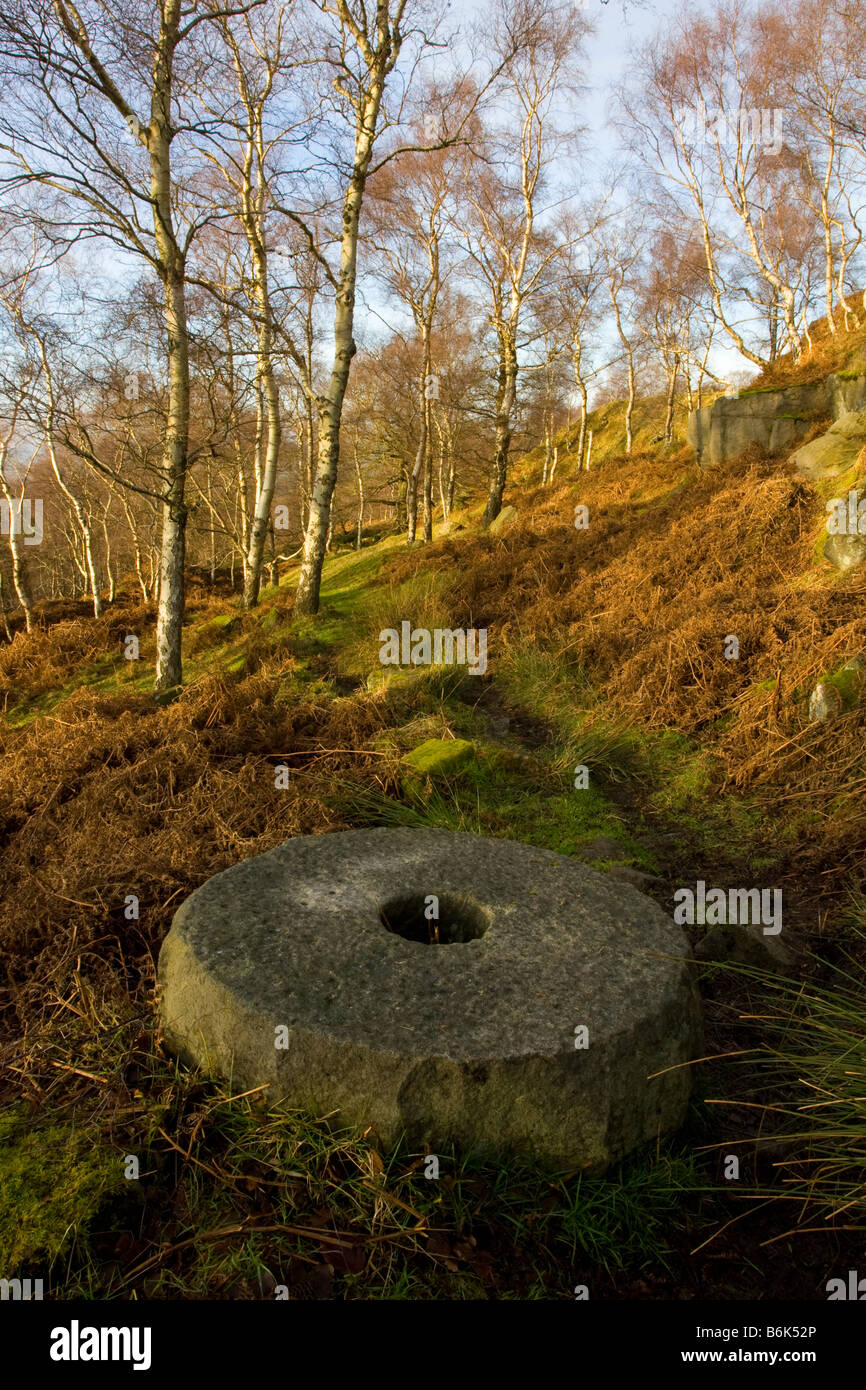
158 828 702 1170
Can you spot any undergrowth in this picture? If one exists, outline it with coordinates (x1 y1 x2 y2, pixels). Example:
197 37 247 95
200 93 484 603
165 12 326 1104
3 431 866 1298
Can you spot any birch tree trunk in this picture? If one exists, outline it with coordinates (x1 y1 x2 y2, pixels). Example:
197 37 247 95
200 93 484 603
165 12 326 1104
444 411 456 515
0 478 33 632
406 344 429 543
152 251 189 689
435 412 449 521
0 408 34 632
0 573 12 641
102 510 115 603
119 491 150 603
46 446 102 617
354 439 364 550
423 419 433 540
609 277 635 455
226 35 283 611
295 56 397 615
37 348 103 617
484 335 516 525
664 354 679 444
38 0 198 688
149 5 190 689
243 316 281 607
572 335 589 472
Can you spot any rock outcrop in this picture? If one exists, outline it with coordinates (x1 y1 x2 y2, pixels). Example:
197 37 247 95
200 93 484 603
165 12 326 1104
687 372 866 465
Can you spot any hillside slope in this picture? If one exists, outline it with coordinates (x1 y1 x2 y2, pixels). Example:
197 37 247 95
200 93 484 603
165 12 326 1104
1 422 865 1301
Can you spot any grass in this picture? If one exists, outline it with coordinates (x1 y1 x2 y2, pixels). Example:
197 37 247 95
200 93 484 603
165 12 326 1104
4 423 866 1298
34 1057 696 1300
521 390 689 476
2 540 691 1300
556 1152 699 1275
700 906 866 1237
497 644 651 785
329 727 638 862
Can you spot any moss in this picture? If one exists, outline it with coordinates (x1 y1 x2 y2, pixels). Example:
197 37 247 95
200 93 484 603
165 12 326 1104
367 667 421 694
496 785 640 861
647 729 716 813
812 458 866 502
200 612 239 633
0 1108 123 1269
224 652 247 677
339 732 644 867
822 662 864 709
812 523 832 565
736 384 786 397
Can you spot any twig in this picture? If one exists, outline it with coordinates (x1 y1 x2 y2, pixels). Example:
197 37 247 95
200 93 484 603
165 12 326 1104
119 1218 371 1286
271 749 391 758
49 1062 109 1084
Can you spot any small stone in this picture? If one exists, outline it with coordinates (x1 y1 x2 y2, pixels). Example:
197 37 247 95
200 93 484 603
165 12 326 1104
153 685 182 707
808 681 843 722
200 613 240 637
823 530 866 571
694 923 794 972
488 505 518 534
365 668 422 695
607 865 665 891
576 836 630 863
401 738 476 778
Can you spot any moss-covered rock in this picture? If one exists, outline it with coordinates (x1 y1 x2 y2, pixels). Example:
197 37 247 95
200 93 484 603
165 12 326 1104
0 1108 123 1268
822 659 865 708
200 612 240 635
809 681 843 722
824 528 866 571
488 505 518 534
153 684 182 707
401 737 476 778
224 653 247 678
366 668 424 695
792 411 866 481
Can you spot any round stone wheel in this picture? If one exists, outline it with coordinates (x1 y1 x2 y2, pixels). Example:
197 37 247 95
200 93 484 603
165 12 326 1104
158 828 702 1170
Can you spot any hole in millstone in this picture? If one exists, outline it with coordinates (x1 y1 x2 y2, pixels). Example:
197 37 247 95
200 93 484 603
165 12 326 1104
378 892 491 945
